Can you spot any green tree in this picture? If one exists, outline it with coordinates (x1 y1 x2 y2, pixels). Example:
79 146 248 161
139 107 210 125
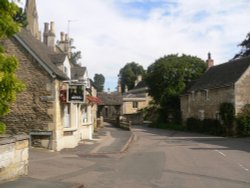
145 54 206 123
233 31 250 59
69 51 81 65
0 0 26 133
93 74 105 92
119 62 145 93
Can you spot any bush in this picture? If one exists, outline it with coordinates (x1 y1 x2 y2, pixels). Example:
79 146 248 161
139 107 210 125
236 104 250 137
186 118 224 135
0 122 6 134
219 102 235 135
186 117 202 132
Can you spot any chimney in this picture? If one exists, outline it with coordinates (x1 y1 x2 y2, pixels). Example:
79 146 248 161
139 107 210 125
206 52 214 69
134 75 142 87
125 85 128 93
117 80 121 93
60 32 65 42
43 22 49 45
43 21 56 51
50 21 55 35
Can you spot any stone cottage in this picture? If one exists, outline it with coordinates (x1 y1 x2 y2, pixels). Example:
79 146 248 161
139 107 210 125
0 0 97 151
122 76 152 124
181 54 250 121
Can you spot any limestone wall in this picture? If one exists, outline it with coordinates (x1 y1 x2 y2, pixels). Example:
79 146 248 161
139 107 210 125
0 38 54 134
181 86 234 120
0 135 29 181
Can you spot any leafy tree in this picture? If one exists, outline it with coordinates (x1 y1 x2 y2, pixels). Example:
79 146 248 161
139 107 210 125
236 104 250 137
93 74 105 92
119 62 145 93
0 0 26 133
145 54 206 123
69 51 81 65
233 32 250 59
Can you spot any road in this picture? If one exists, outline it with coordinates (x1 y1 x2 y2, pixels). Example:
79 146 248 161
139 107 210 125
10 125 250 188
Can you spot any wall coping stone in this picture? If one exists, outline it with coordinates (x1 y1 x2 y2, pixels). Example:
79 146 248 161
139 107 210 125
0 134 29 145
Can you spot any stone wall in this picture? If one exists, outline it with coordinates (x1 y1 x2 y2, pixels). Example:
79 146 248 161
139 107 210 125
181 86 234 120
235 67 250 114
0 135 29 181
0 38 54 134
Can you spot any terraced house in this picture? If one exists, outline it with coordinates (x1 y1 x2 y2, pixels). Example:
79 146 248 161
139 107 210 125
0 0 97 151
181 54 250 121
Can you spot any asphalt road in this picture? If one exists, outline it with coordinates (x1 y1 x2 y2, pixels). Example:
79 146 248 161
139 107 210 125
2 125 250 188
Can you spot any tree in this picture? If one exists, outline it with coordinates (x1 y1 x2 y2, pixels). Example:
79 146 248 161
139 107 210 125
119 62 145 93
93 74 105 92
0 0 26 132
233 32 250 59
69 51 81 65
145 54 206 123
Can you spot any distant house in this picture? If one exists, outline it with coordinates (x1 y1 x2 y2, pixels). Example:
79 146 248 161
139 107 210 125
181 54 250 121
0 0 97 151
122 76 152 124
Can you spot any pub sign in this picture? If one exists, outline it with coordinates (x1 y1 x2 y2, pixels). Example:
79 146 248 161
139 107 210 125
67 84 85 103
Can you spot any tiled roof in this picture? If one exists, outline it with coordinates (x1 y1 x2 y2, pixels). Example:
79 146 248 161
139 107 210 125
133 80 147 90
49 53 66 64
97 92 122 106
71 66 86 80
187 56 250 92
14 29 68 80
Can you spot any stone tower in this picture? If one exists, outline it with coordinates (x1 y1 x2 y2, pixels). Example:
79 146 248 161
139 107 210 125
25 0 40 40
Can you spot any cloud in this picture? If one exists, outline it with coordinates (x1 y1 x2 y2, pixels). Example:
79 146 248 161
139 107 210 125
36 0 250 91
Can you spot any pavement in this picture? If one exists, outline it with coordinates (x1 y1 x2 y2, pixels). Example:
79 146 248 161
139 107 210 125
0 123 134 188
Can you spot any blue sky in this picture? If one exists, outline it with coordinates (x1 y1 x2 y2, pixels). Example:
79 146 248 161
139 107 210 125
20 0 250 91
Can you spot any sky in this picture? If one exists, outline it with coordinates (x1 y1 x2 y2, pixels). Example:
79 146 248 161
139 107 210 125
20 0 250 91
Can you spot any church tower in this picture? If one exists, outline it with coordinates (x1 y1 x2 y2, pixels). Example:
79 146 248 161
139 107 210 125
25 0 40 40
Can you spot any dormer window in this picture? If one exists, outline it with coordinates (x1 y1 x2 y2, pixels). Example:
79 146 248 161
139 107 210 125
64 66 68 75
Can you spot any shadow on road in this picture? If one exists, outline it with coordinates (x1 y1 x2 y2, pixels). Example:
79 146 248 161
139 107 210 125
132 124 250 153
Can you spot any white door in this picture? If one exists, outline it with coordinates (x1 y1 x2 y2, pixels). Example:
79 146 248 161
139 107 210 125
64 105 70 128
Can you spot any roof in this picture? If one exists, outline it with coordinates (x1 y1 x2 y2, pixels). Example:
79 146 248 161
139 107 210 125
97 92 122 106
71 66 86 80
49 53 66 64
187 56 250 92
14 29 68 80
133 80 147 90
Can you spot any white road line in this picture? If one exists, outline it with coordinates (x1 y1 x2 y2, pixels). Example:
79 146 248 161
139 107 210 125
214 150 226 157
238 163 250 172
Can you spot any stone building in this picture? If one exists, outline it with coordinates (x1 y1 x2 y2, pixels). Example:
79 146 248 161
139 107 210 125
181 54 250 121
122 76 152 124
0 0 97 151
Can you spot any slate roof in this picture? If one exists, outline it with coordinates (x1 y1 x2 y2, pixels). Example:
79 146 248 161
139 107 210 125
14 29 68 80
186 56 250 92
133 80 147 90
71 65 86 80
49 53 66 64
97 92 122 106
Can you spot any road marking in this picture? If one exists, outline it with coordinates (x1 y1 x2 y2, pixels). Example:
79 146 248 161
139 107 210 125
238 163 249 172
214 150 226 157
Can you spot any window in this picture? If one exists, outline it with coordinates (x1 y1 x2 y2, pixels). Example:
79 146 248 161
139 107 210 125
215 111 220 120
191 91 195 101
133 101 138 108
63 104 70 128
64 66 68 75
199 110 204 120
205 89 209 100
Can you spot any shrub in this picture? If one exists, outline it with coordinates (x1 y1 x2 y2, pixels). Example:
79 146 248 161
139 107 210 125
0 122 6 134
186 117 202 132
219 102 235 135
236 104 250 137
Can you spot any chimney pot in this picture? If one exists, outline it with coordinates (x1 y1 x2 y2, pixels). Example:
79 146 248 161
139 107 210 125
60 32 65 42
206 52 214 69
44 22 49 33
50 21 55 34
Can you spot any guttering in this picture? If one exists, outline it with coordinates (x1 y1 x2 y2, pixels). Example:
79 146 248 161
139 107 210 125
14 35 56 79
